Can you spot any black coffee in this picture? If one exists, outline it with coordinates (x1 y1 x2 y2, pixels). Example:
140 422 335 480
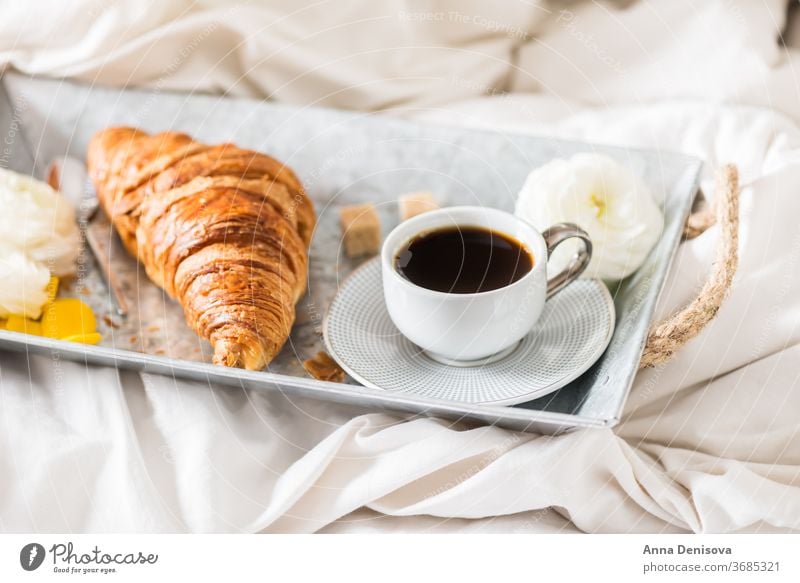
395 226 534 294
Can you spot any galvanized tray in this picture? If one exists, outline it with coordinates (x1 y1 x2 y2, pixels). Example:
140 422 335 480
0 72 702 434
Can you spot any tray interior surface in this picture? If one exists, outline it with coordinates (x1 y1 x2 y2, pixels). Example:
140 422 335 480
0 73 702 432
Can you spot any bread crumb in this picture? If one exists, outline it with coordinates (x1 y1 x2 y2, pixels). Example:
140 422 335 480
399 191 438 220
303 351 346 383
102 314 120 329
339 203 381 257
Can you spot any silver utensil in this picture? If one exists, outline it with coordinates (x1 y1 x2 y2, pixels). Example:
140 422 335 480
47 156 129 318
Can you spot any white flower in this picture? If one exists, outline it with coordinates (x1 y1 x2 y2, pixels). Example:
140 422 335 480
0 168 81 318
0 245 50 319
0 167 80 277
515 153 664 281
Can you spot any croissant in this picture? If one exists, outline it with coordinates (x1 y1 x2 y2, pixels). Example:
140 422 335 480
87 127 315 370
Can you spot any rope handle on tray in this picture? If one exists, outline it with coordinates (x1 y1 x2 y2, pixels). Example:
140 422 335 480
639 164 740 368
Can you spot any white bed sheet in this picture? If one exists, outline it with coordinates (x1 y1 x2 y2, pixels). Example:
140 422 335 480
1 0 799 533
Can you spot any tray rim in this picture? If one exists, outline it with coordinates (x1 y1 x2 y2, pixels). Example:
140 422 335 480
0 73 704 434
0 329 609 431
1 70 708 169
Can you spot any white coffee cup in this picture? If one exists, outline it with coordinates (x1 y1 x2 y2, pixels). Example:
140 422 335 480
381 206 592 365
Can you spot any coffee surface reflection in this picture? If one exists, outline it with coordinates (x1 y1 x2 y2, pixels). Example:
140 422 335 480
395 225 534 294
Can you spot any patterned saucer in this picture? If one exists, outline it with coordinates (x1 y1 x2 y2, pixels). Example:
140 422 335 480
323 258 615 406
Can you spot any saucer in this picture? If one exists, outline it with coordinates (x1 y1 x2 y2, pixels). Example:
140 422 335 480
323 258 616 406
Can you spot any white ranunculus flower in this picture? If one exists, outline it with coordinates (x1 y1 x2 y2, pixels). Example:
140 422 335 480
0 167 80 277
515 153 664 281
0 168 81 318
0 245 50 319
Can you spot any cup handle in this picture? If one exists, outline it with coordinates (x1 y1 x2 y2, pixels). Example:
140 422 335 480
542 223 593 299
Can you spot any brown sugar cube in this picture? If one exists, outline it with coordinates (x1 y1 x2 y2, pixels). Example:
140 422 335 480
303 351 346 383
399 191 439 221
339 203 381 257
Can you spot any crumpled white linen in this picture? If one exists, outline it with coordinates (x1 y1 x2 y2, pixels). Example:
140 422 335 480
1 0 800 533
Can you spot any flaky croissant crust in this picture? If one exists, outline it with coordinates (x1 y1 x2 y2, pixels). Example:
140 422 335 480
88 127 315 370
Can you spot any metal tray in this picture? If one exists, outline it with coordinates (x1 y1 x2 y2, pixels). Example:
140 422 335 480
0 72 702 434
